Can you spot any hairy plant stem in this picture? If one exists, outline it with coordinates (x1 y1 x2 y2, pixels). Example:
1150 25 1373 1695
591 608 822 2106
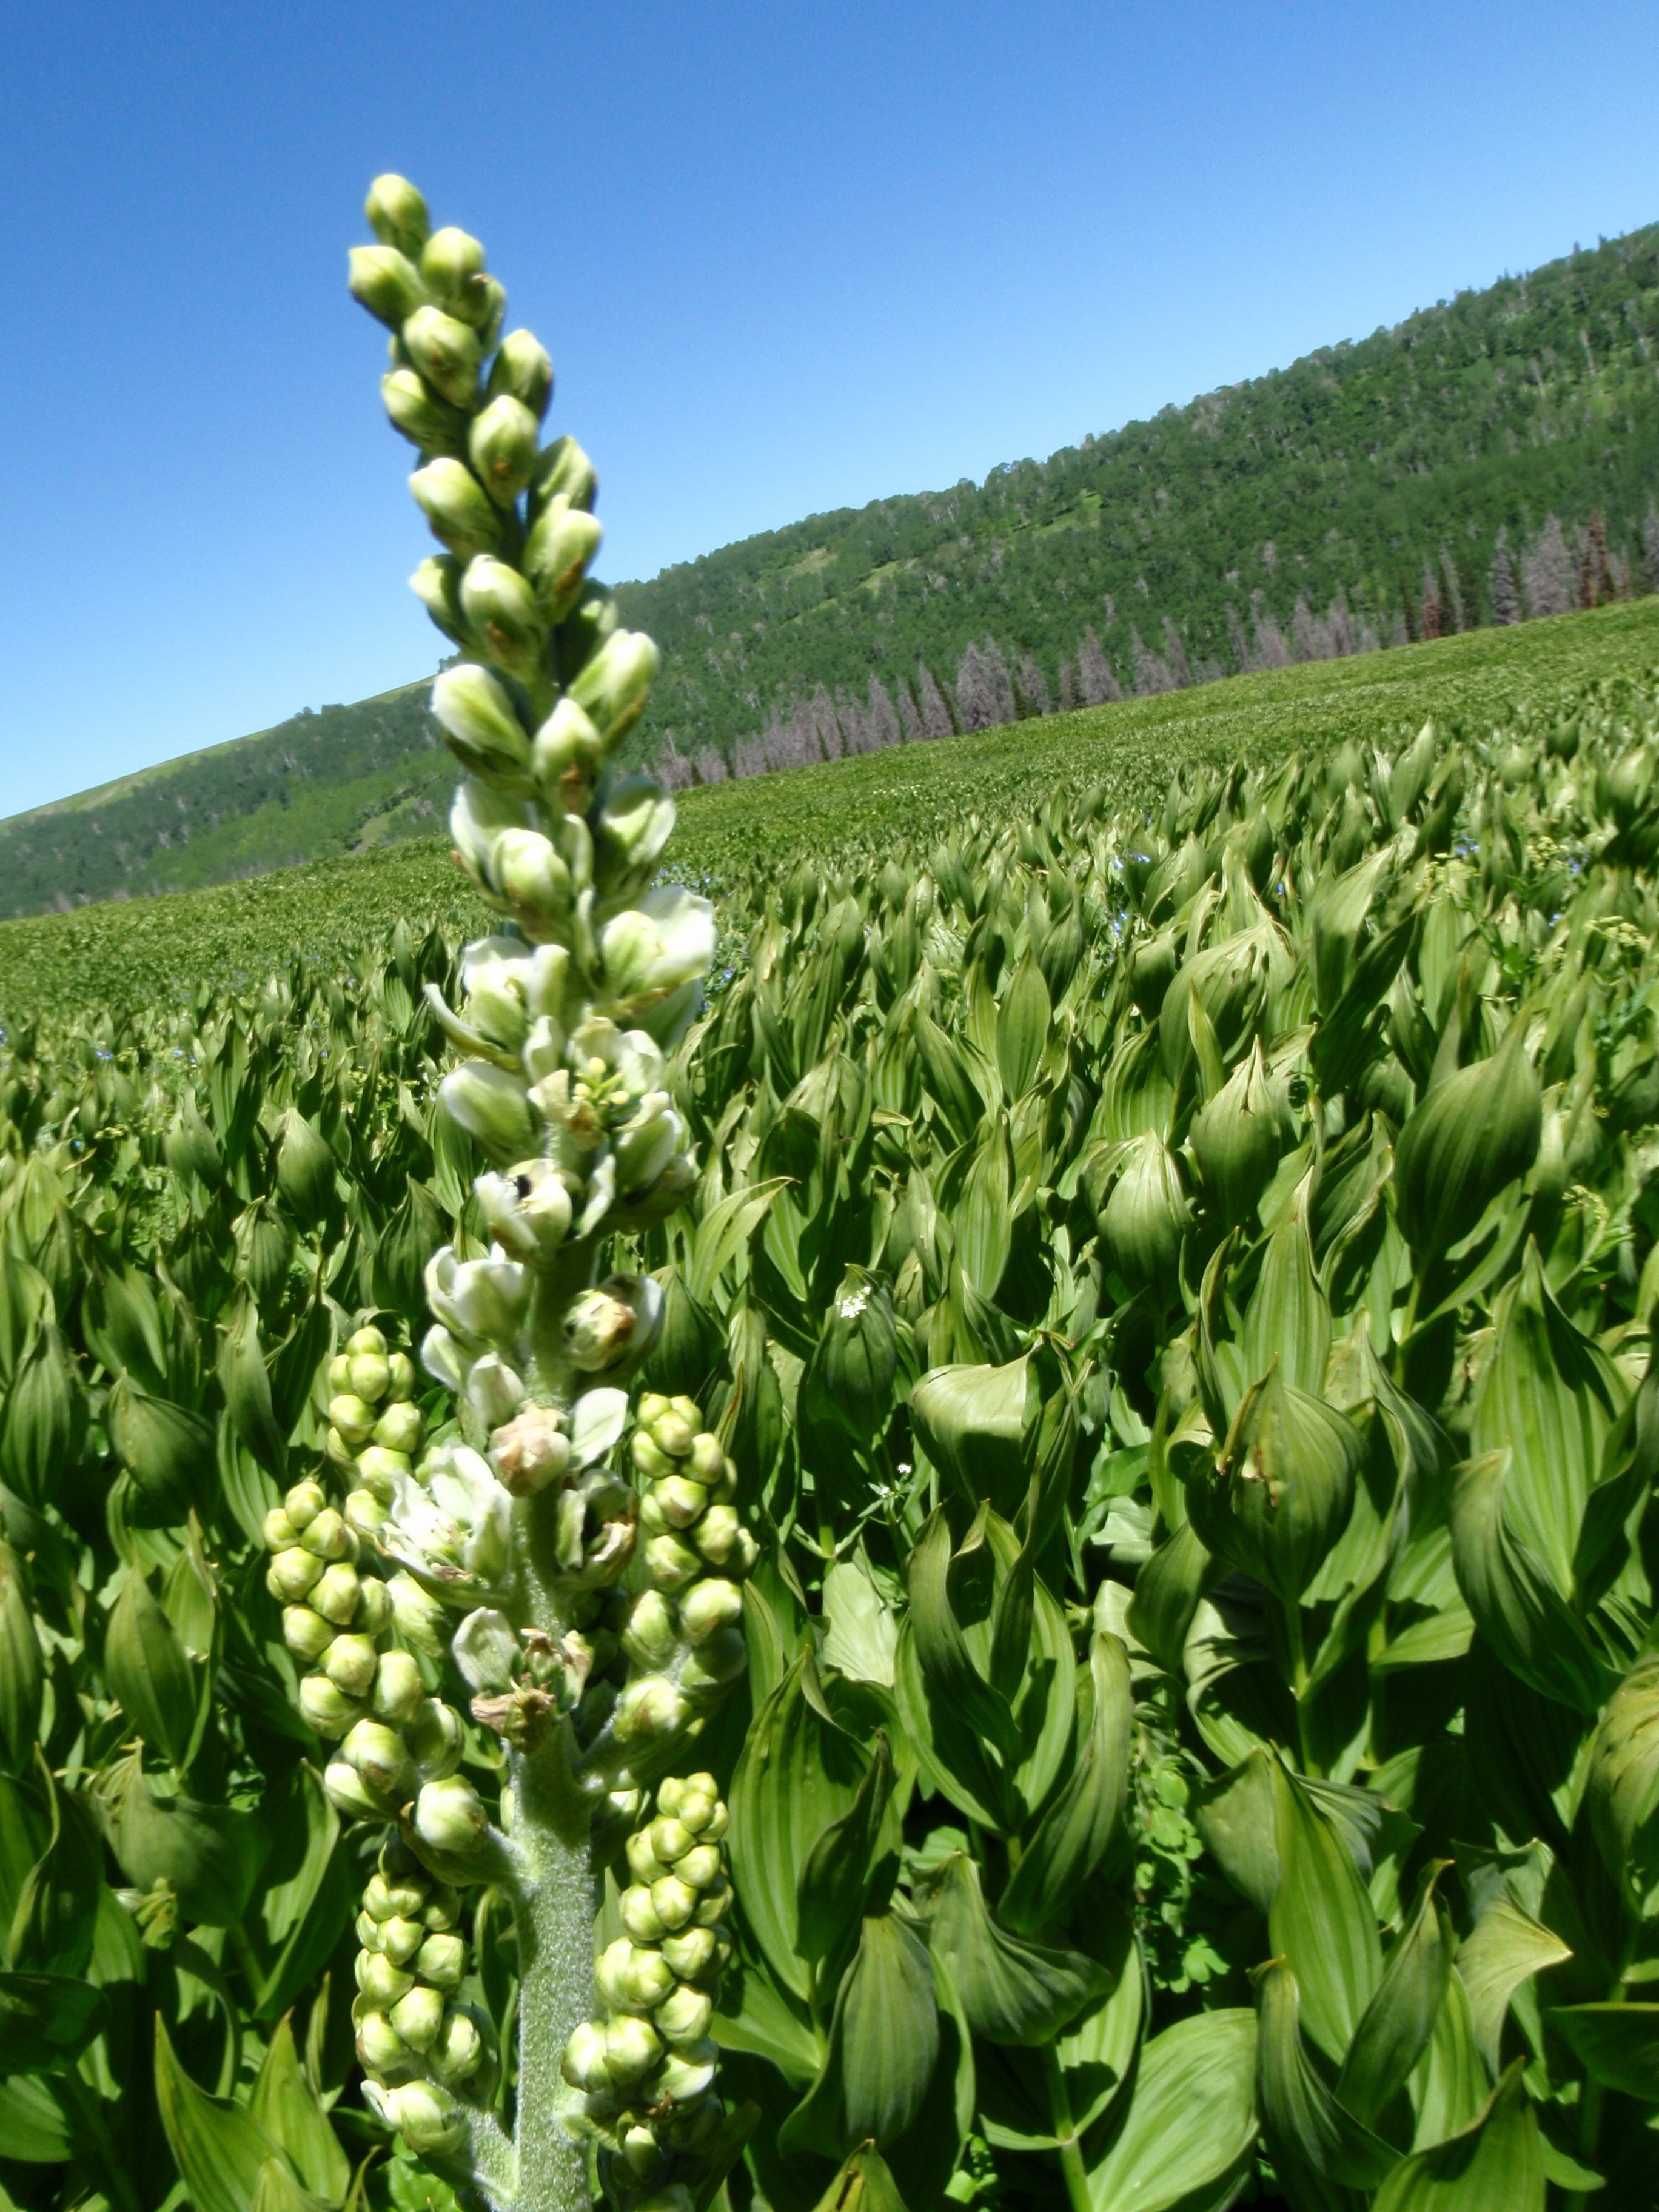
1284 1600 1322 1778
1039 2043 1093 2212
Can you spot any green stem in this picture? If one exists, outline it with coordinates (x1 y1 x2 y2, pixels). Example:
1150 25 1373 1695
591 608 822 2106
1393 1272 1424 1385
511 1726 597 2212
1039 2044 1093 2212
1284 1600 1322 1778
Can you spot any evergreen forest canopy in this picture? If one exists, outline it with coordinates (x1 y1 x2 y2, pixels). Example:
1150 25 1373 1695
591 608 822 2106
3 221 1658 917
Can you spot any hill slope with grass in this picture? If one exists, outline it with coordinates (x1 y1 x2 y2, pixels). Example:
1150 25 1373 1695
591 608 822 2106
3 598 1654 1028
7 224 1658 917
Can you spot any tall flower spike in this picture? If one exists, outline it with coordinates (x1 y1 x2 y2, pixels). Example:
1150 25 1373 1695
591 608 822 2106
336 177 746 2212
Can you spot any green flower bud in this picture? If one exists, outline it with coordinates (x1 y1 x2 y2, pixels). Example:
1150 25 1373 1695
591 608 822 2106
343 1718 413 1799
415 1931 468 1991
347 1326 387 1358
383 367 466 456
620 1883 667 1943
402 303 483 407
268 1546 324 1602
675 1785 718 1834
631 1432 674 1483
614 1675 689 1748
649 1411 695 1458
380 1913 426 1965
420 227 491 323
626 1832 671 1890
655 2046 717 2103
286 1476 329 1526
410 458 501 560
356 1579 392 1636
357 1950 415 2008
622 1948 677 2013
431 662 532 783
263 1507 299 1550
654 1985 713 2048
675 1843 723 1890
365 174 429 258
345 1492 386 1543
409 552 471 643
660 1926 717 1981
597 889 716 1017
386 2079 466 2157
438 1059 540 1166
349 1353 390 1404
414 1774 486 1858
323 1632 380 1698
487 328 553 420
387 1352 418 1398
469 395 540 508
679 1631 746 1697
283 1604 335 1663
569 629 660 746
423 1883 461 1931
355 2008 412 2077
604 2015 662 2086
311 1563 363 1626
653 1475 707 1529
389 1572 447 1655
564 1275 662 1373
324 1759 386 1822
645 1817 691 1868
530 433 598 514
363 1874 397 1920
692 1879 732 1928
622 1590 679 1672
563 2020 614 2094
692 1507 756 1575
677 1578 742 1647
523 495 604 625
300 1507 349 1560
620 2123 667 2182
429 2007 484 2084
689 1434 726 1486
460 554 546 682
406 1698 464 1781
374 1650 426 1726
649 1875 697 1932
348 244 427 329
528 699 605 817
374 1401 424 1455
643 1533 702 1592
328 1353 352 1393
389 1985 444 2054
355 1444 411 1498
489 1402 571 1496
329 1393 375 1446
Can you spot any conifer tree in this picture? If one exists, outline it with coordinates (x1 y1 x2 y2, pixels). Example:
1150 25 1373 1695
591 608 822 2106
1077 627 1122 704
1490 529 1521 624
917 661 955 738
1524 513 1574 615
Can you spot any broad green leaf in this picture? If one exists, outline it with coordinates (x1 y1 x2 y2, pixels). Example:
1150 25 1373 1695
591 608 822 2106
797 1735 895 1993
1412 1968 1492 2151
1239 1179 1330 1396
1126 1520 1216 1676
113 1770 270 1930
1372 2060 1543 2212
1586 1650 1659 1916
156 2015 286 2212
805 2142 905 2212
730 1652 870 2000
910 1358 1030 1518
1267 1760 1384 2065
1194 1746 1281 1915
1255 1956 1396 2191
1337 1864 1453 2128
249 2015 349 2203
996 954 1051 1102
919 1852 1108 2046
0 1972 105 2076
822 1557 899 1688
0 2074 72 2162
1447 1451 1612 1714
1455 1900 1571 2075
712 1962 821 2089
107 1375 214 1526
0 1543 42 1777
999 1632 1132 1936
1082 2008 1258 2212
105 1566 198 1771
1545 2002 1659 2102
219 1292 288 1480
8 1764 100 1978
688 1174 792 1306
779 1914 939 2158
251 2157 337 2212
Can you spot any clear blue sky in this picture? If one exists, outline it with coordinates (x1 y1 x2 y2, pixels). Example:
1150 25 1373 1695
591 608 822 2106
1 1 1655 817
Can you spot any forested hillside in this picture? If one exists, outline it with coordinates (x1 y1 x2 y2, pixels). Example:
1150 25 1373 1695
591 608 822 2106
6 223 1658 913
618 223 1659 776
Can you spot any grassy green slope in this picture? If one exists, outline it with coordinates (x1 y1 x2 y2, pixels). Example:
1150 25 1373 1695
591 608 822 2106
4 598 1654 1029
6 225 1655 921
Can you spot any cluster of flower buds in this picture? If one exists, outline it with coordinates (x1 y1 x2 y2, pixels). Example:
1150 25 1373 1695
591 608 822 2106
586 1398 757 1769
323 1324 427 1540
563 1775 733 2193
355 1833 492 2159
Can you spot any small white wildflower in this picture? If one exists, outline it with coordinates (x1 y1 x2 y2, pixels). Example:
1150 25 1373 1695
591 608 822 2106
837 1288 869 1320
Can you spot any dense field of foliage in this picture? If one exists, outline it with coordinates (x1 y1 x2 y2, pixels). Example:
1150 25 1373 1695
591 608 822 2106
4 631 1659 2208
8 175 1659 2212
3 597 1657 1031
